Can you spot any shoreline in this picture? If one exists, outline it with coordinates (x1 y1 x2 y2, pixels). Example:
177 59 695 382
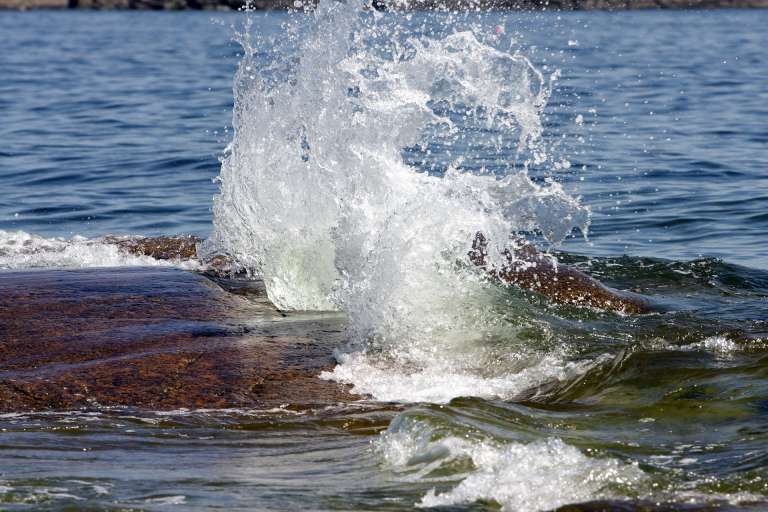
2 0 767 10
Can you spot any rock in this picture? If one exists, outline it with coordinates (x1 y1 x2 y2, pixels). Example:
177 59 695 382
469 233 652 314
0 0 68 8
0 231 651 412
104 234 201 261
107 235 651 313
0 267 357 412
104 234 239 274
71 0 130 8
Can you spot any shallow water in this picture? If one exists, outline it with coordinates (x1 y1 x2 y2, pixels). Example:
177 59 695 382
1 7 768 512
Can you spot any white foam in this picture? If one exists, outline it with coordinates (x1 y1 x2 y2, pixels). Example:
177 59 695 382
377 421 646 511
144 495 187 505
696 335 739 353
0 230 199 271
644 335 748 356
322 350 607 404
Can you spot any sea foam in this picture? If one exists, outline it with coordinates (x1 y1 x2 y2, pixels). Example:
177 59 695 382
377 416 647 511
0 230 198 270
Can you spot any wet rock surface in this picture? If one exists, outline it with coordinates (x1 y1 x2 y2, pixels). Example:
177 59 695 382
469 233 652 314
107 234 652 313
103 234 201 261
0 267 357 412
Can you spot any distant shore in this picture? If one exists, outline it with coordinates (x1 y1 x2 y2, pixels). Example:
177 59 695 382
2 0 767 10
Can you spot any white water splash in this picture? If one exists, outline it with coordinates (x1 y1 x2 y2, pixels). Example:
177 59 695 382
377 418 646 511
208 3 589 403
322 349 610 403
647 334 746 355
0 230 198 270
688 335 739 353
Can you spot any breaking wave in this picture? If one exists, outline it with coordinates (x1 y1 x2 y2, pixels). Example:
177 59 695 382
377 416 647 511
0 230 198 270
206 0 592 401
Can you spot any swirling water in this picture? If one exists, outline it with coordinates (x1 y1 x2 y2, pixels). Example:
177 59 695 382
1 6 768 511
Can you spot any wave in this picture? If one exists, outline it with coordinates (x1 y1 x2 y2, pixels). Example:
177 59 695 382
204 1 595 416
0 230 199 270
377 415 646 511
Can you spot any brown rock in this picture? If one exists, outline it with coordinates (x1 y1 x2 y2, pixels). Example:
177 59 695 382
0 267 357 412
104 234 201 261
469 233 651 314
107 234 651 313
0 0 68 8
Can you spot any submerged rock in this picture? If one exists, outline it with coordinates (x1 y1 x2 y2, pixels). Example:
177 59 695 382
0 267 356 412
107 235 651 313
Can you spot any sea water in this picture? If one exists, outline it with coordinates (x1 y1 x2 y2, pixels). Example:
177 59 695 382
1 6 768 511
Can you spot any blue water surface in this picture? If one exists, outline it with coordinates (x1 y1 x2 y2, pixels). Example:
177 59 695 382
0 9 766 267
